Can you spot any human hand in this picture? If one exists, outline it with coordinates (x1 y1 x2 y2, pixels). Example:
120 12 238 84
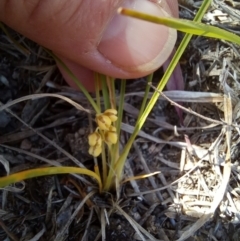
0 0 178 91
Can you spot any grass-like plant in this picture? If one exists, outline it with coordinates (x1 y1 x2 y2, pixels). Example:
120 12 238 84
1 0 239 196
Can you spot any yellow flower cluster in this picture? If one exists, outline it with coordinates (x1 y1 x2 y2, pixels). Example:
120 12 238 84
88 109 118 157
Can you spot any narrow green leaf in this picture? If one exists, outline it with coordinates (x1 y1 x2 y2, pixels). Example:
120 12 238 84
119 4 240 46
137 73 153 121
94 72 101 112
100 74 110 110
0 167 102 192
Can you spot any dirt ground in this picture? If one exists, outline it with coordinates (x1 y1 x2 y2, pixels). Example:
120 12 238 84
1 1 240 240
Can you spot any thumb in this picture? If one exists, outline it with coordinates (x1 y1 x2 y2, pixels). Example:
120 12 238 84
0 0 178 90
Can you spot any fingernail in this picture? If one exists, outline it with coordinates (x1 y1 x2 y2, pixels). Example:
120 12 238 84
98 0 177 72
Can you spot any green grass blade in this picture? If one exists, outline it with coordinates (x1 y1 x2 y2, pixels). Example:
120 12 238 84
137 73 153 121
119 1 240 46
101 142 108 184
100 74 110 110
107 76 116 109
0 167 102 192
94 72 101 112
117 79 126 140
113 79 125 163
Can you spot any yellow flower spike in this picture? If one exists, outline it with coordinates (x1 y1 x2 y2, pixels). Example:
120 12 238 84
104 126 117 144
109 125 116 132
103 109 118 122
88 132 102 146
88 144 102 157
96 114 111 130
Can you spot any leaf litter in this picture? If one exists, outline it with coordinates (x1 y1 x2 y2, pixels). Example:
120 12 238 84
1 1 240 240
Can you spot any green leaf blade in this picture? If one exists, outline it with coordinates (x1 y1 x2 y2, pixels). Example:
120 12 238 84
119 7 240 46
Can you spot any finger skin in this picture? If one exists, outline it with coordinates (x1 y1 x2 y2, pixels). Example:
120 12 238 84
0 0 178 81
